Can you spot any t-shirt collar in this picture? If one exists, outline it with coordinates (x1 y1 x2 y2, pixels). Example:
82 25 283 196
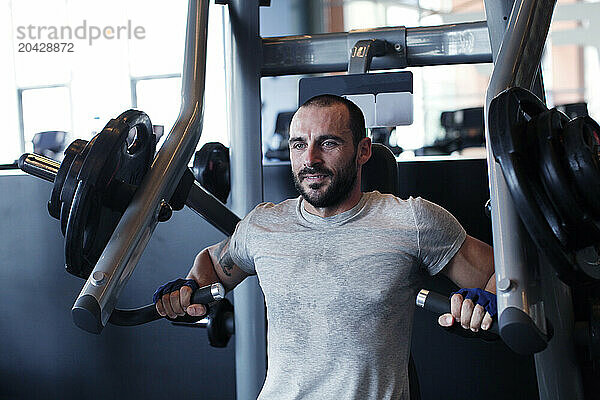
297 192 371 226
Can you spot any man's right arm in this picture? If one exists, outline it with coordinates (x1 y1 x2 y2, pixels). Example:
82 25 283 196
155 237 250 319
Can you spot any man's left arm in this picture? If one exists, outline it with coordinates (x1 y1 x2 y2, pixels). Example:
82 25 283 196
439 235 496 332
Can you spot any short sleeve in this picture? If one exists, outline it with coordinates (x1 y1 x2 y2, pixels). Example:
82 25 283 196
228 208 258 275
409 197 466 276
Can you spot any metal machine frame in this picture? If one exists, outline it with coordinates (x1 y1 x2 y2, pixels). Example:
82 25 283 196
72 0 584 398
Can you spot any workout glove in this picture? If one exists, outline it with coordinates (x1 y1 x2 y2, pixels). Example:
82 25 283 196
452 288 497 317
153 278 199 304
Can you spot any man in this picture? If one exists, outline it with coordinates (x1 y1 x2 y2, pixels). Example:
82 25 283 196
155 95 496 399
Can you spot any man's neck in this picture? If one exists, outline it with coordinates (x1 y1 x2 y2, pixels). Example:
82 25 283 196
302 188 363 218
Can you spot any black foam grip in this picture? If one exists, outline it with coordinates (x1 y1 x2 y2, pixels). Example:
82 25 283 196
109 285 215 327
190 284 217 305
422 290 451 315
419 290 500 336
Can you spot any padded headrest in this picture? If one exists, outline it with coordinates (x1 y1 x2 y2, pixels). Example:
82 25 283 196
361 143 399 196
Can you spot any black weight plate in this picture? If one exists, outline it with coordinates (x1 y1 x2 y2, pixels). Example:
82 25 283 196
66 179 122 277
489 87 590 285
564 117 600 280
532 110 571 247
206 299 234 348
59 142 91 236
48 139 87 220
576 246 600 281
534 110 599 249
192 142 231 204
65 110 156 278
564 116 600 219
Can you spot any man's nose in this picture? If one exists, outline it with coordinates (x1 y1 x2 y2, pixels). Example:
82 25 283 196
304 144 322 166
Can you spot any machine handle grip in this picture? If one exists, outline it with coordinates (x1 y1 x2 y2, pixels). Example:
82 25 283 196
416 289 500 336
108 283 224 326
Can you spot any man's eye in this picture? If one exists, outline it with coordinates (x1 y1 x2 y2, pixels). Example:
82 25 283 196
322 141 338 148
291 142 306 150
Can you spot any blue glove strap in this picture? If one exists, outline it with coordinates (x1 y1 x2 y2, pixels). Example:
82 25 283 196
153 278 199 304
452 288 497 317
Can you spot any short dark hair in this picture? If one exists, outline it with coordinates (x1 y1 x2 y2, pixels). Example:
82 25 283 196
298 94 366 147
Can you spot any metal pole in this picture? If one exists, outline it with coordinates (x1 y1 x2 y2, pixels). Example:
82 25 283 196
261 21 492 76
484 0 584 398
484 0 549 350
223 1 267 399
71 0 210 333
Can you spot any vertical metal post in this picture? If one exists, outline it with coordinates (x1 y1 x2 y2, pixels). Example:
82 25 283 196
484 0 584 398
483 0 547 351
223 1 267 399
16 89 25 154
484 0 513 60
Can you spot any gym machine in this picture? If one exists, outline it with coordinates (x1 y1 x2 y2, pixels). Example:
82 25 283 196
17 1 238 346
17 0 600 399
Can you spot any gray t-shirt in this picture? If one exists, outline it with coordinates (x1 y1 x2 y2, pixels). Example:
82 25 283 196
229 191 466 400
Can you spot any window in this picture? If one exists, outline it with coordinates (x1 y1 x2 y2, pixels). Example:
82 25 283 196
20 85 72 154
1 0 227 164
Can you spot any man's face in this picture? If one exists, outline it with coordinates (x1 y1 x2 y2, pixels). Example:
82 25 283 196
288 104 360 208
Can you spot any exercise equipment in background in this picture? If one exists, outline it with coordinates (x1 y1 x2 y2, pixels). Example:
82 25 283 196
415 107 485 156
265 111 294 161
193 142 231 204
32 130 70 161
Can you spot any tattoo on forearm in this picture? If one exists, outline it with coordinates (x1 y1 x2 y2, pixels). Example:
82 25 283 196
216 238 234 277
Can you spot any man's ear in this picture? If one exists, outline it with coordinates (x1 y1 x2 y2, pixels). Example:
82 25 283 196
356 137 372 166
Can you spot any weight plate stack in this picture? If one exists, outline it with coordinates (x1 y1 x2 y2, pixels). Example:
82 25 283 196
534 109 596 249
48 139 87 220
563 116 600 219
63 110 156 279
489 87 600 285
564 117 600 280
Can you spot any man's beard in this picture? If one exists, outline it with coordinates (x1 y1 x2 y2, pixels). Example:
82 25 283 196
293 156 358 209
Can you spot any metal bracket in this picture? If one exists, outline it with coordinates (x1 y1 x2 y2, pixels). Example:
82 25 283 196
348 39 390 74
